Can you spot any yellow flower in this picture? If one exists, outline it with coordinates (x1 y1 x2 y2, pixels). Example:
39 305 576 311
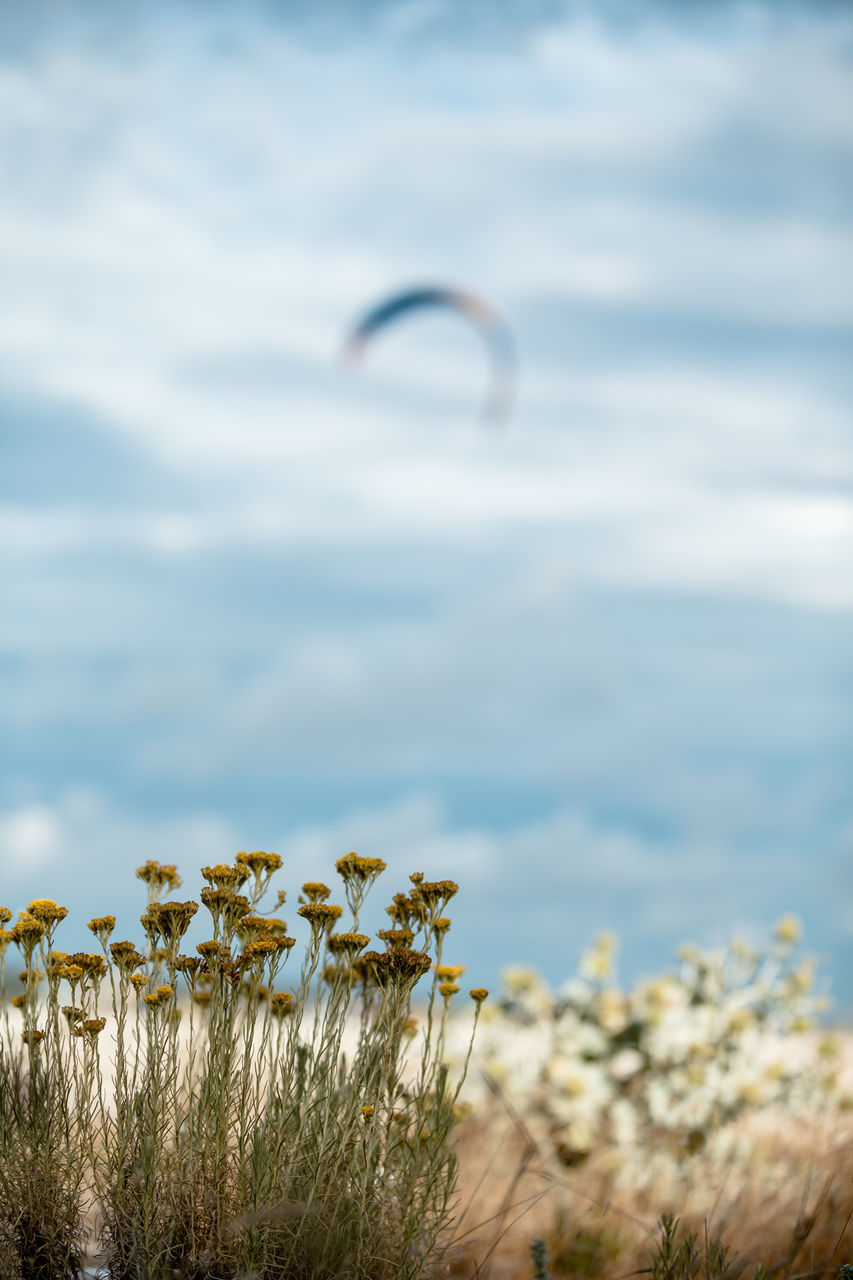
12 913 46 954
469 988 488 1005
327 932 371 956
270 992 293 1018
435 964 466 980
28 900 69 927
196 939 229 963
411 879 458 909
0 907 12 925
81 1017 106 1039
377 927 414 949
301 882 331 903
297 903 344 934
135 861 182 895
361 1104 375 1120
10 994 26 1010
65 953 107 983
438 982 460 1000
129 973 147 994
110 941 145 972
359 947 432 989
145 900 200 949
236 851 282 877
774 913 802 946
200 888 249 935
87 915 116 944
335 852 387 883
201 863 249 891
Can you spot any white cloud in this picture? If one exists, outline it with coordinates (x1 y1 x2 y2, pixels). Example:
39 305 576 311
1 787 844 997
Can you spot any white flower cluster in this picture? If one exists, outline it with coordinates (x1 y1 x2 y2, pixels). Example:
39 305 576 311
446 917 846 1173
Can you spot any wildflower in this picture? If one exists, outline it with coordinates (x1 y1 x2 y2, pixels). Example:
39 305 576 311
0 907 12 924
12 913 46 959
327 932 370 956
110 941 145 972
297 903 344 935
145 900 199 950
62 1006 85 1025
411 879 458 909
28 899 69 927
0 928 14 955
335 851 387 884
22 1029 44 1045
361 1104 375 1121
80 1017 107 1040
65 953 107 984
439 982 460 1000
436 964 466 980
129 973 147 994
270 992 293 1018
87 915 116 945
359 946 432 989
301 882 331 903
143 993 161 1008
201 863 249 891
175 955 202 982
242 938 280 965
196 940 230 964
59 964 85 983
377 927 414 948
10 994 26 1010
135 861 182 898
236 851 282 877
200 888 250 936
234 916 286 947
155 984 173 1000
469 988 489 1005
433 917 452 936
774 913 802 946
385 893 418 928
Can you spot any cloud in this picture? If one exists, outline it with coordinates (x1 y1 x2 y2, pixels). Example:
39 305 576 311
2 786 848 1007
1 1 851 1013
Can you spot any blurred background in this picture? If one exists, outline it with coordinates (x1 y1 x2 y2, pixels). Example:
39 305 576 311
1 0 851 1010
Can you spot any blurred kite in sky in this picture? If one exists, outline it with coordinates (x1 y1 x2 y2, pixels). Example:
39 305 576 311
343 284 517 430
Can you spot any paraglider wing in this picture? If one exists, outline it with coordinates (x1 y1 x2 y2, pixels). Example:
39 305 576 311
343 285 517 430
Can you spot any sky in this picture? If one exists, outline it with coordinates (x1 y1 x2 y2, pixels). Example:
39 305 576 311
1 0 852 1012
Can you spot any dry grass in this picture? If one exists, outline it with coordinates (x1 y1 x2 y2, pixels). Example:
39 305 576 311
445 1046 853 1279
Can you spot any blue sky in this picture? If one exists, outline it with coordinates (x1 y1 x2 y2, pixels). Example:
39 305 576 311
1 0 852 1010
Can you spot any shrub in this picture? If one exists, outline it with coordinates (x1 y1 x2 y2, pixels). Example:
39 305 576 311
0 855 486 1279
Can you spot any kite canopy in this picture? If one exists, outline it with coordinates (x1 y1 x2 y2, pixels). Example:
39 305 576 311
343 285 517 430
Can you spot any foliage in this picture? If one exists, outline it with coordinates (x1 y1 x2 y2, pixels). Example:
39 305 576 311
0 856 485 1279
